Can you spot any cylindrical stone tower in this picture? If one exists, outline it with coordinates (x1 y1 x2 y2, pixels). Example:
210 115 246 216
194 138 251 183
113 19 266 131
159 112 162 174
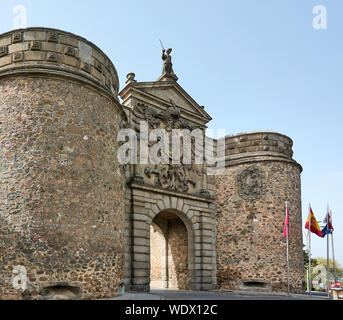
215 132 304 293
0 28 126 299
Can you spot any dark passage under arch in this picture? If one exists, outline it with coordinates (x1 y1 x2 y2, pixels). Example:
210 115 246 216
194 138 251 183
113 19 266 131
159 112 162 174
150 210 189 290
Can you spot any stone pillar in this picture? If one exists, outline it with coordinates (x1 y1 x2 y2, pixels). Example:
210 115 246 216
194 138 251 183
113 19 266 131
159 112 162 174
0 28 126 299
215 132 304 293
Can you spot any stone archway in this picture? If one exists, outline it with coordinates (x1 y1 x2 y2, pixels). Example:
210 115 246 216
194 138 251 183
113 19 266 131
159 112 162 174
128 186 216 292
150 210 195 290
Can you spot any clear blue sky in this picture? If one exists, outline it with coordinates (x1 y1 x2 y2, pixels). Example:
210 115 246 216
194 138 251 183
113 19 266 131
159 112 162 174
1 0 342 267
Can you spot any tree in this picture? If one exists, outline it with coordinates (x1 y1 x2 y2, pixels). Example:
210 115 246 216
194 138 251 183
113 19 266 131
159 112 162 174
313 257 343 279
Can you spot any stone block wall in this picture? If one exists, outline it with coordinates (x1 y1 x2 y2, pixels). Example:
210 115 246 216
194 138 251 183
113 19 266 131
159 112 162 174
150 217 189 290
167 218 189 289
150 223 164 288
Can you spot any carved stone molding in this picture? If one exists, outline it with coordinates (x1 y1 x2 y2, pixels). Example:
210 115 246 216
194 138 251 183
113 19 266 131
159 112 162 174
12 32 23 43
12 52 23 63
47 52 58 63
198 189 213 199
47 31 58 43
30 40 42 51
0 46 7 57
133 102 201 131
65 46 76 57
129 174 145 185
144 165 196 193
236 166 265 201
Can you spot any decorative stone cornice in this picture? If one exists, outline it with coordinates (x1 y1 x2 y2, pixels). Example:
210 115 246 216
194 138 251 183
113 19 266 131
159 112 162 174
207 131 303 172
130 183 214 203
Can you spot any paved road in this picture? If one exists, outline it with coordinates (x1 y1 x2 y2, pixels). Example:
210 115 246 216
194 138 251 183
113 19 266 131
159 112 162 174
115 289 328 300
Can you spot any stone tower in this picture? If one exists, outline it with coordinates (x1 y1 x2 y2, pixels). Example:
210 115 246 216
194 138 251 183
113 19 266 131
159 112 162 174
0 28 126 299
215 132 304 293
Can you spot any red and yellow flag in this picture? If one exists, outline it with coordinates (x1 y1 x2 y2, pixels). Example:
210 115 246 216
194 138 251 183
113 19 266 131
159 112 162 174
305 206 323 237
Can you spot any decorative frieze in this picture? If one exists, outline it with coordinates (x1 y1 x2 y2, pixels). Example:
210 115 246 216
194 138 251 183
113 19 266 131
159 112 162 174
134 102 201 131
12 52 23 62
47 52 58 62
12 32 23 43
0 28 119 98
105 77 112 89
105 61 111 72
144 165 196 193
94 59 103 73
65 46 75 57
30 41 42 51
81 61 91 73
47 32 58 43
0 46 8 57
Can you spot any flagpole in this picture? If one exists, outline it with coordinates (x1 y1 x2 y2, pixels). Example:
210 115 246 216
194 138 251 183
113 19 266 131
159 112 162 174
330 210 337 283
308 203 312 297
286 201 290 296
331 233 337 282
305 231 309 293
326 205 330 298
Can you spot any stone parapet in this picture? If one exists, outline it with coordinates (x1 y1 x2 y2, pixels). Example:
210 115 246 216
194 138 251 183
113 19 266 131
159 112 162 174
222 132 302 171
225 131 293 158
0 27 119 101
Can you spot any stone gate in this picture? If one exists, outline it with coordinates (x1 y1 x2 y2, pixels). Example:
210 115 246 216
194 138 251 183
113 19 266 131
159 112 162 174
120 71 218 292
0 27 305 299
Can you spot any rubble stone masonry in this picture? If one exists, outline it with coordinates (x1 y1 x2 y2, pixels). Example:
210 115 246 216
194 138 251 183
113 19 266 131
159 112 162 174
215 132 304 293
0 28 126 299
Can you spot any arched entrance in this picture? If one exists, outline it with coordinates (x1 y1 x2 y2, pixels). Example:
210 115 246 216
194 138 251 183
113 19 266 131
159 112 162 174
126 188 216 292
150 210 192 290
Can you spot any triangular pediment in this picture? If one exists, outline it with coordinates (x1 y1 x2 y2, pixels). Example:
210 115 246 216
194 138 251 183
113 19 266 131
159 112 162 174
120 80 212 127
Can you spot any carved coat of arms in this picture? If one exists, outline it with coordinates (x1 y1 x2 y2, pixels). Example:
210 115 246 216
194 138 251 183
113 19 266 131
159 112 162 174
236 166 265 201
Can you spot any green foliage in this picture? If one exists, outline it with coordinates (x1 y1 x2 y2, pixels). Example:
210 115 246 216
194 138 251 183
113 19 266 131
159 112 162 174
313 257 343 278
